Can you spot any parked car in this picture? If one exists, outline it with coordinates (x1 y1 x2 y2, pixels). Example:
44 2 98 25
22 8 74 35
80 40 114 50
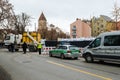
49 45 81 59
82 31 120 63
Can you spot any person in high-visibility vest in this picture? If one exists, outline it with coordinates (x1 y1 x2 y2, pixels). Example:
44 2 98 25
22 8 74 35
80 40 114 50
37 42 42 55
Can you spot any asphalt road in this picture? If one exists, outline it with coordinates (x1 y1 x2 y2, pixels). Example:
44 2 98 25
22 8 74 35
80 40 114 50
0 65 12 80
0 48 120 80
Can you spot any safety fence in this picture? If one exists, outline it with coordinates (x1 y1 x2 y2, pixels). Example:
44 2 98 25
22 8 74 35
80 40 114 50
41 47 56 55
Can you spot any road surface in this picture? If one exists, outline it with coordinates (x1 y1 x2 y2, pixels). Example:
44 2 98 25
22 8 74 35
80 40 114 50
0 48 120 80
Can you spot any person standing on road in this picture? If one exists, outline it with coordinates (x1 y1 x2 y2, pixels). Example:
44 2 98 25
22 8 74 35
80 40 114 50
37 42 42 55
22 42 27 54
11 43 14 52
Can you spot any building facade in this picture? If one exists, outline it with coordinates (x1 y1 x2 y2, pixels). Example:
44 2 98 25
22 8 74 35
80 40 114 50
91 15 115 37
70 18 91 38
117 21 120 30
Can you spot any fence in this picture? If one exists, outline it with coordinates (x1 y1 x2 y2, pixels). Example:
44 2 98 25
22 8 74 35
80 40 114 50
42 47 55 55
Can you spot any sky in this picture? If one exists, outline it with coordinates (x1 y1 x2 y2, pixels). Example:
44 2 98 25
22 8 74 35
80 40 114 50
10 0 120 33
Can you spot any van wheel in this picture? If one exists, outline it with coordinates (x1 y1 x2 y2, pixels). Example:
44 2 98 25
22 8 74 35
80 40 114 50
85 54 93 63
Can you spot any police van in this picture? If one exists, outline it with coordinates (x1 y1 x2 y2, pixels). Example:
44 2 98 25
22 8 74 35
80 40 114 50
82 31 120 63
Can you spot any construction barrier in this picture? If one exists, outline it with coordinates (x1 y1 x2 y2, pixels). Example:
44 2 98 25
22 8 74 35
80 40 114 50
42 47 55 55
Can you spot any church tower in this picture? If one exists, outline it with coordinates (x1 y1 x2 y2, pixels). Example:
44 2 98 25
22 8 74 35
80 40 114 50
38 12 47 39
38 12 47 30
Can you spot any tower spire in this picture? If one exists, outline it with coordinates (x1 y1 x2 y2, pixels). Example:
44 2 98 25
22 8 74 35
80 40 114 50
39 12 47 21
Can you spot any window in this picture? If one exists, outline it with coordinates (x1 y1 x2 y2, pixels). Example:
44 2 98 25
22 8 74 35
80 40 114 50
73 35 76 38
58 46 67 49
72 31 76 35
58 46 62 49
101 25 103 28
5 36 10 40
73 26 76 28
97 22 99 25
97 27 100 30
104 35 120 46
89 38 101 48
72 26 76 31
72 31 76 38
69 46 79 50
61 46 67 49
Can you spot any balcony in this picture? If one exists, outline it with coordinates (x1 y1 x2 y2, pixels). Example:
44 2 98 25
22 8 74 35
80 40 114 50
72 27 76 31
72 33 76 36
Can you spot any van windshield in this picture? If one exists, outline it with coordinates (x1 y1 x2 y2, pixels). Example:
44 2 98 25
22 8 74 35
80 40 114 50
89 38 101 48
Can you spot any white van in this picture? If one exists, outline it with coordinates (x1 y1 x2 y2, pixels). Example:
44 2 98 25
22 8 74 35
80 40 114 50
82 31 120 63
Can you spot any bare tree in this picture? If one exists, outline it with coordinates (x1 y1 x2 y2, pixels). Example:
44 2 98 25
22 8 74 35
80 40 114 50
0 0 15 41
0 0 14 29
0 0 12 21
46 28 69 40
49 28 57 40
112 2 120 30
14 12 31 34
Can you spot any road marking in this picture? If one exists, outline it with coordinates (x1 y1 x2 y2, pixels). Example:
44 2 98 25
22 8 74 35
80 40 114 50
47 60 112 80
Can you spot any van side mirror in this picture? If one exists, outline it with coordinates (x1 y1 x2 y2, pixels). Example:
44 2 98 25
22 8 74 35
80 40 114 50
88 44 94 48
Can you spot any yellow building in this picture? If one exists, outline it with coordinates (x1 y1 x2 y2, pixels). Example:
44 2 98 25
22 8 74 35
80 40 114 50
106 21 116 31
91 15 115 37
